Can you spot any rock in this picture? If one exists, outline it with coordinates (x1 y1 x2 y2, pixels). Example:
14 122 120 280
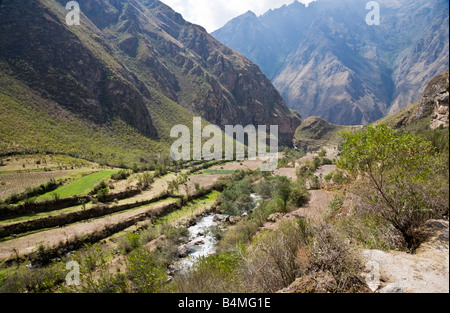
228 216 242 224
177 245 191 258
378 284 406 294
268 213 283 223
278 271 338 293
213 215 225 222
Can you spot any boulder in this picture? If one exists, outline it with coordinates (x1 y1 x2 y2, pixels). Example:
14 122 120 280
378 284 406 294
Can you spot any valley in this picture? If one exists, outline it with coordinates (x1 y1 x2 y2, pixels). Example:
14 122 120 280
0 0 448 296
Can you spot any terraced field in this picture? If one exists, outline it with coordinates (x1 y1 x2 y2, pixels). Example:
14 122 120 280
35 170 119 200
0 156 265 263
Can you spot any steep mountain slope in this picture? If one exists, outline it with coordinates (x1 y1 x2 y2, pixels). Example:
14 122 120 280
0 0 301 165
376 71 449 131
213 0 449 125
293 71 449 153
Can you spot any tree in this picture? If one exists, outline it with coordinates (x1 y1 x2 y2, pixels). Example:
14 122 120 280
337 124 448 240
276 182 291 212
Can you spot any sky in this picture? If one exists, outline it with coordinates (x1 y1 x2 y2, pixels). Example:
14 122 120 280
159 0 315 33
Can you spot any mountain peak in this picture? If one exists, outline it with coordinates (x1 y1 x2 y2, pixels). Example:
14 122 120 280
214 0 449 126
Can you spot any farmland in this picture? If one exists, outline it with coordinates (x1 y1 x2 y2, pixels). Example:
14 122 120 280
35 170 119 200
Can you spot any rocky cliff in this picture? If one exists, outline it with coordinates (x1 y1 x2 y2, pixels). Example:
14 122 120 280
0 0 301 161
213 0 449 126
403 71 449 129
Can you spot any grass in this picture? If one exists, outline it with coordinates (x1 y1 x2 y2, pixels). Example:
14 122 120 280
154 191 219 226
35 170 118 200
201 169 235 175
0 67 168 167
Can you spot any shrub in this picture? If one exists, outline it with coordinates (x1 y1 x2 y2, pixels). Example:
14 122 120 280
137 172 154 190
126 248 167 293
111 169 130 181
324 195 344 221
219 180 254 216
118 233 142 254
307 223 366 292
321 157 333 165
0 263 65 293
337 124 449 242
308 175 319 190
324 173 333 182
290 186 309 207
334 211 406 251
171 253 242 293
239 220 311 293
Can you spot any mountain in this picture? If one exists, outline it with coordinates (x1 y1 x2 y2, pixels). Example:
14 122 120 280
212 0 449 125
293 71 449 152
376 70 449 131
0 0 301 165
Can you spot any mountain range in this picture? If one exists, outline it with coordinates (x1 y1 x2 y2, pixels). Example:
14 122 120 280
0 0 301 165
212 0 449 125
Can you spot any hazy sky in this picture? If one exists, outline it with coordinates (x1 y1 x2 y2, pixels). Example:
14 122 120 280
159 0 314 33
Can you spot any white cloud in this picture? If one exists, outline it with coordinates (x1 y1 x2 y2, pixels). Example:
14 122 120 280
160 0 314 33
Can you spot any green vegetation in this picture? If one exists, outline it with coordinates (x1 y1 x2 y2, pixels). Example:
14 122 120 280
337 124 449 244
36 170 118 200
202 169 235 175
172 219 366 293
1 178 60 204
0 68 168 167
154 191 219 226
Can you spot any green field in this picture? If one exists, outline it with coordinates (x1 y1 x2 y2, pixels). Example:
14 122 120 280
36 170 118 200
154 191 219 226
202 169 235 175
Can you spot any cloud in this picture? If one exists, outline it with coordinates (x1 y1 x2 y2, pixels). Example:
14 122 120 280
160 0 313 32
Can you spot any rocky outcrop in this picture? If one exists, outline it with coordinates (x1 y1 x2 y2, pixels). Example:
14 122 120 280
429 74 449 130
362 220 449 293
409 71 449 129
277 271 338 294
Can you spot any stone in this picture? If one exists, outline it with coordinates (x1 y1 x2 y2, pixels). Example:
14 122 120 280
177 245 191 258
378 284 406 293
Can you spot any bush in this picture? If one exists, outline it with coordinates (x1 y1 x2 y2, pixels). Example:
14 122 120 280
338 124 449 242
308 175 319 190
171 253 242 293
334 211 406 251
118 233 142 253
126 248 167 293
324 195 344 221
111 169 130 181
290 186 309 207
321 157 333 165
239 220 311 293
219 180 254 216
0 263 65 293
307 223 366 292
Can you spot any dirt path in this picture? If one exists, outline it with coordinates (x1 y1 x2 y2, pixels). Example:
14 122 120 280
0 199 177 260
263 190 335 231
362 220 449 293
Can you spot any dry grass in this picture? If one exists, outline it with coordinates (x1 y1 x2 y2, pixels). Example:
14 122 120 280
0 169 84 199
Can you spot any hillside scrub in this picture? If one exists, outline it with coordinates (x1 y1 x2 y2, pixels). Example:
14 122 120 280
337 124 449 245
171 219 367 293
